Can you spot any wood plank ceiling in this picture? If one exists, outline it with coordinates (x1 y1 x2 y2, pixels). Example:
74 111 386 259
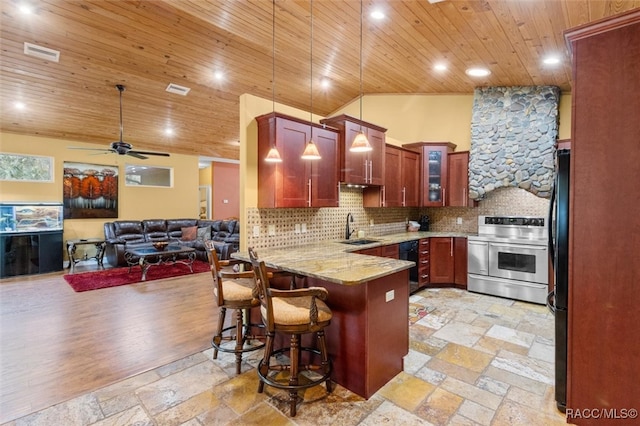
1 0 638 161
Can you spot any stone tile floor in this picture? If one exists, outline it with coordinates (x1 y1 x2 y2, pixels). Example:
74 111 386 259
5 288 569 425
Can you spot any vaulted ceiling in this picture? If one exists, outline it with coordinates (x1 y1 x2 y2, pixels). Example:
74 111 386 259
1 0 638 160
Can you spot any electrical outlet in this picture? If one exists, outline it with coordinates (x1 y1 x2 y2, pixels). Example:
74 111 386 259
294 223 301 234
385 290 395 302
252 225 260 237
301 223 307 233
268 225 276 236
457 217 463 225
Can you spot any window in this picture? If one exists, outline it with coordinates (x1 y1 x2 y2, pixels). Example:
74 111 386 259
0 153 54 182
125 164 173 187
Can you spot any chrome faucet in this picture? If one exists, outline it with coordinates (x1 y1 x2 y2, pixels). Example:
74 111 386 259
345 213 355 239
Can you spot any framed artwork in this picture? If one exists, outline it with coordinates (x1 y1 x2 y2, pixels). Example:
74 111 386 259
63 162 118 219
0 153 54 182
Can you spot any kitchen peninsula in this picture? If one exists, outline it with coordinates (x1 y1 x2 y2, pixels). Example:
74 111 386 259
234 231 469 398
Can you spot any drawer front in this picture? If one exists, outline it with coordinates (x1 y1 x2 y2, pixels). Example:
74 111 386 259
418 265 430 284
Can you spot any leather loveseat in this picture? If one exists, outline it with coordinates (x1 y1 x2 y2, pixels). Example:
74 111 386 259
103 218 240 267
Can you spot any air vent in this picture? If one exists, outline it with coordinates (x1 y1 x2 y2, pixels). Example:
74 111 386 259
24 42 60 62
165 83 191 96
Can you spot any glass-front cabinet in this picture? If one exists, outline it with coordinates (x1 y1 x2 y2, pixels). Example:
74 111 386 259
0 203 64 277
403 142 456 207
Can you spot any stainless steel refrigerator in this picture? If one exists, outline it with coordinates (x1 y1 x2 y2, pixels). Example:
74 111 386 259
547 148 570 412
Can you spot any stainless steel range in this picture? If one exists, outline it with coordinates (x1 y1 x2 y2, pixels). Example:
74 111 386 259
468 215 548 304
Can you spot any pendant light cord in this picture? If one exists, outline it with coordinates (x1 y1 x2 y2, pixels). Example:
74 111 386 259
272 0 276 114
359 0 363 121
310 0 314 138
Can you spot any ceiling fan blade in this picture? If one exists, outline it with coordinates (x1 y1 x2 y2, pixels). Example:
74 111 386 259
68 146 113 152
129 150 170 157
126 151 149 159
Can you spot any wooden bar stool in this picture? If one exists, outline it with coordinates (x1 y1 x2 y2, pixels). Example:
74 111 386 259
205 242 264 374
249 247 333 417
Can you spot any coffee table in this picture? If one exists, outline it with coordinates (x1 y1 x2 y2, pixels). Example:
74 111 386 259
124 244 197 281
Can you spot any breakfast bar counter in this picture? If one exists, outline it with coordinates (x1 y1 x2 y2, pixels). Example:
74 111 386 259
232 232 467 399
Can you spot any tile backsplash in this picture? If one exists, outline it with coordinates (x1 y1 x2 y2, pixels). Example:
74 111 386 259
245 186 549 250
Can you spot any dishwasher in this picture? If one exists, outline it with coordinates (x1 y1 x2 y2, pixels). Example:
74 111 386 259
399 240 419 282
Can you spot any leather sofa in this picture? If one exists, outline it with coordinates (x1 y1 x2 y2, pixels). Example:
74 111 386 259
103 218 240 267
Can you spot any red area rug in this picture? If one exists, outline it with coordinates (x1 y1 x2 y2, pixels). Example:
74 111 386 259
63 260 211 292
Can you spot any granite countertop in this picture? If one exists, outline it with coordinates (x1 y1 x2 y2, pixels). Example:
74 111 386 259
233 231 473 286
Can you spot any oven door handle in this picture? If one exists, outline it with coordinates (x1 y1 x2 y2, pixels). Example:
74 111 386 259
489 243 547 251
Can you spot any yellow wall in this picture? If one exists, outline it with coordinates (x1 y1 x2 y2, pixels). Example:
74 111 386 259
0 133 200 244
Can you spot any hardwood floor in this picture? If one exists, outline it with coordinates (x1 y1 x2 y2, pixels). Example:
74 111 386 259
0 265 218 423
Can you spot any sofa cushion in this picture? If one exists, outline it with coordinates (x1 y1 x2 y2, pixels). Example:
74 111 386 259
197 225 211 240
167 219 198 239
112 221 146 244
142 219 168 242
181 226 197 241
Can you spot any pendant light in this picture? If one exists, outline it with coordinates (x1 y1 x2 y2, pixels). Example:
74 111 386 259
350 0 372 153
301 0 321 160
265 0 282 163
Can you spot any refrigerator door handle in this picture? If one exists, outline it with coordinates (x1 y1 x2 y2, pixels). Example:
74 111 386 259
548 180 556 261
547 289 556 314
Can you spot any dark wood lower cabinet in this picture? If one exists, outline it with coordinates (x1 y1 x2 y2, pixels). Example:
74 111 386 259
453 237 467 289
429 237 467 288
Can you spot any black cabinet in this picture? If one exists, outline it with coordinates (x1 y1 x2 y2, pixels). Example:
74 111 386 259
1 231 63 277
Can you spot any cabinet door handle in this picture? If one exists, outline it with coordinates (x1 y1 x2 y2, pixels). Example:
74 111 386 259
443 187 446 206
463 187 467 205
364 159 368 183
369 160 373 183
402 187 406 206
308 178 312 207
450 237 453 256
382 186 386 207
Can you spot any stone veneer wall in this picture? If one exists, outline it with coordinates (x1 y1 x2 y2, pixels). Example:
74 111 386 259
245 187 419 251
469 86 559 200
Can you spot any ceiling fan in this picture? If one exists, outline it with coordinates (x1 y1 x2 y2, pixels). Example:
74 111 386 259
69 84 170 159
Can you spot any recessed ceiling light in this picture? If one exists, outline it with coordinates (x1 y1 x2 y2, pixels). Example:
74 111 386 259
18 4 33 14
465 67 491 77
164 127 174 136
321 77 331 89
434 63 447 72
371 9 385 20
14 101 26 110
213 70 224 80
543 56 561 65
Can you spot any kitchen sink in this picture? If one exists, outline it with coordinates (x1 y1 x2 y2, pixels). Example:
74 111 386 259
339 239 380 246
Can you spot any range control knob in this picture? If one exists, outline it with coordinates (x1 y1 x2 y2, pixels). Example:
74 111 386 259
522 218 529 225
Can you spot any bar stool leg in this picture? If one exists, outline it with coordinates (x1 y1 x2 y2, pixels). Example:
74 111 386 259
258 332 275 394
317 330 333 393
234 309 244 375
289 334 300 417
212 307 226 359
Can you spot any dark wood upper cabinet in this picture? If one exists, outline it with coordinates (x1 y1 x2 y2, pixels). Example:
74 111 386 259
448 151 474 207
363 144 419 208
256 112 339 208
403 142 456 207
320 114 386 186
